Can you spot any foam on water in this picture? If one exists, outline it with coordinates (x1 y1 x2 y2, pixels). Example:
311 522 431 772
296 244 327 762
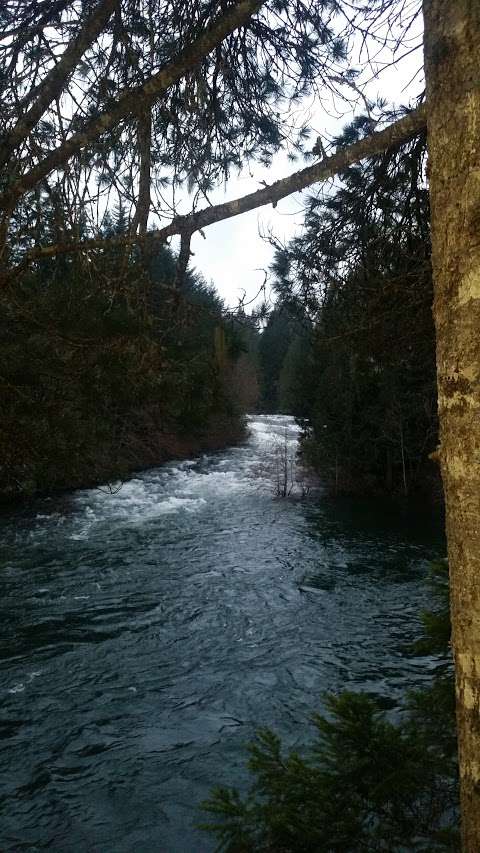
56 415 302 540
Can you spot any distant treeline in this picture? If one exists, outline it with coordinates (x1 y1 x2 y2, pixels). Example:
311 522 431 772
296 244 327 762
0 205 259 501
257 119 439 498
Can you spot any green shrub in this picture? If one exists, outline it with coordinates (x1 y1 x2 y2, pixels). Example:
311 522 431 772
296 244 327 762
200 562 459 852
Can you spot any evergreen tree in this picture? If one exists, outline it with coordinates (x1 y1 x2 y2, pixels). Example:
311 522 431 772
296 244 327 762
0 0 353 258
0 226 250 499
270 124 436 495
258 308 297 413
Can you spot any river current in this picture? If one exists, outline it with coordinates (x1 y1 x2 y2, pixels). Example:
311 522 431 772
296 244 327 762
0 415 444 852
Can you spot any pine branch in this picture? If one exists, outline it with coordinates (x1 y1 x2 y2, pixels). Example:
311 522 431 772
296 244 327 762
0 0 118 170
8 104 427 278
1 0 266 209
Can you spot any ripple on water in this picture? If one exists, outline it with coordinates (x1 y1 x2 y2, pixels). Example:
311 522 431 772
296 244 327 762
0 415 444 853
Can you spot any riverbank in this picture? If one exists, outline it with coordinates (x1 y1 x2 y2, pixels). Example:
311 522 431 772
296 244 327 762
0 414 247 506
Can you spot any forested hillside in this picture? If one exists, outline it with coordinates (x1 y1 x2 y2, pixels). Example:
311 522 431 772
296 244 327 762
0 206 256 501
264 122 439 497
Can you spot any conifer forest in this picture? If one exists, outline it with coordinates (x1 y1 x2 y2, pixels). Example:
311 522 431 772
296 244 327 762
1 2 479 851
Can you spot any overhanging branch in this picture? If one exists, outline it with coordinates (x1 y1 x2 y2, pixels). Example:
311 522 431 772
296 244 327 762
11 104 426 276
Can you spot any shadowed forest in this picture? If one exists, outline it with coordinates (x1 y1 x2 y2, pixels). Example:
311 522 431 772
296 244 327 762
2 125 438 504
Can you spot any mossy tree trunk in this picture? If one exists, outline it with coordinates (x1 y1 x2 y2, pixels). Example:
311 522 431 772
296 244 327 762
423 1 480 848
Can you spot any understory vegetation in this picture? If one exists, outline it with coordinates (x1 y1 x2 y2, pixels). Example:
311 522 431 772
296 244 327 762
201 560 459 852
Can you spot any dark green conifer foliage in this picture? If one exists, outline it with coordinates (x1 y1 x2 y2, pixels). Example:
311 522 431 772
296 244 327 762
258 309 297 412
200 560 459 852
278 322 315 417
0 226 251 499
270 120 436 495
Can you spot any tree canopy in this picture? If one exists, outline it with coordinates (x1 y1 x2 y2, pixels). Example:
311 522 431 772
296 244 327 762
0 0 425 279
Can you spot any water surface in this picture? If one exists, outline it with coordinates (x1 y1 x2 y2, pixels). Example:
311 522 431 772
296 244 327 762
0 415 444 851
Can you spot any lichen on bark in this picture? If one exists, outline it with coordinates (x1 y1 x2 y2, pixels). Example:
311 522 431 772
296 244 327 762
423 0 480 848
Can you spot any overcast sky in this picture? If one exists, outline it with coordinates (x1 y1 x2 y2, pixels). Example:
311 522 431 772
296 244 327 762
172 35 424 311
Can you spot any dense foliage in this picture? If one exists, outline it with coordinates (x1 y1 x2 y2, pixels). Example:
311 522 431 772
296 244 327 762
201 560 459 851
0 218 254 500
266 120 437 496
0 0 369 260
257 308 296 413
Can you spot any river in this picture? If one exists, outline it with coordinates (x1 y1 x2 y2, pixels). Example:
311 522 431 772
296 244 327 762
0 415 444 852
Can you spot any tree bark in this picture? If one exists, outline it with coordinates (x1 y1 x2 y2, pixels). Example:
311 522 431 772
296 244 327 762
423 2 480 848
174 229 193 288
131 110 152 236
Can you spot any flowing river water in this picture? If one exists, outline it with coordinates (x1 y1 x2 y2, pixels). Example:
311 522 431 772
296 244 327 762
0 415 444 852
